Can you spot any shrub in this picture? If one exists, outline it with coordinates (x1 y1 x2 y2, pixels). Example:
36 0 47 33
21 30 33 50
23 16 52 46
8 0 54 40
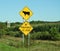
50 27 60 40
40 31 51 40
0 29 7 38
31 31 51 40
31 32 41 39
6 31 21 37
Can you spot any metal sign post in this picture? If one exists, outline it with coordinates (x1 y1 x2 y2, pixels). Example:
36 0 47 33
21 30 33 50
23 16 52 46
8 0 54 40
22 34 24 51
28 34 30 51
23 34 24 47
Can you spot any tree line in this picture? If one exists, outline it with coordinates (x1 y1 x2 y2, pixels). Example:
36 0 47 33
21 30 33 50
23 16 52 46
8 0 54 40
0 21 60 40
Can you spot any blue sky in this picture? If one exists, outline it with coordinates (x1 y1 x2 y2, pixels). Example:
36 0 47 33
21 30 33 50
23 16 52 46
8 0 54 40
0 0 60 22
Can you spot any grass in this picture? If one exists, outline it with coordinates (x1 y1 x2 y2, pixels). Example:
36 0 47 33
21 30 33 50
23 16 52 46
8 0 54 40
0 42 28 51
0 36 60 51
31 40 60 51
0 42 17 51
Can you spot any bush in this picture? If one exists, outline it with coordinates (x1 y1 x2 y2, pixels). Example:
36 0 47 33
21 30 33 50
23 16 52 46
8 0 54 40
6 31 15 36
6 31 21 37
50 27 60 40
40 31 51 40
51 33 60 40
31 31 51 40
0 29 7 38
31 32 41 39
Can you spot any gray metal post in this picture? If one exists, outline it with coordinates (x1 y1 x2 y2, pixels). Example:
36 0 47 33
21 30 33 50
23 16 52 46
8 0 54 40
22 34 24 51
28 34 30 51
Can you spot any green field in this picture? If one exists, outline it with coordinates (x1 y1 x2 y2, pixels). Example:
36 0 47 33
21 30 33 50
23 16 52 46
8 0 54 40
0 36 60 51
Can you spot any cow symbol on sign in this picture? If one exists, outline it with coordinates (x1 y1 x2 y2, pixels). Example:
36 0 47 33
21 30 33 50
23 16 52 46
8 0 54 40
23 11 30 16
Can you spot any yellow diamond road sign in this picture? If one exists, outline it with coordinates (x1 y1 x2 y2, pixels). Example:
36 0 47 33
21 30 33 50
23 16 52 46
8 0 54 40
19 22 33 36
19 7 33 20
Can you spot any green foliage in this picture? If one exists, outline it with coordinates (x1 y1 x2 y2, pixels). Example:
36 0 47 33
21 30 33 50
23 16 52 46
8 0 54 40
0 23 6 29
40 31 51 40
0 21 60 40
31 32 41 39
31 31 51 40
6 31 21 37
0 29 7 38
49 27 60 40
5 27 22 37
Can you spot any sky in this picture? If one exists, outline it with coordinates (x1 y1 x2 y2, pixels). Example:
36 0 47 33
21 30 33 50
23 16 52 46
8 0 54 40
0 0 60 22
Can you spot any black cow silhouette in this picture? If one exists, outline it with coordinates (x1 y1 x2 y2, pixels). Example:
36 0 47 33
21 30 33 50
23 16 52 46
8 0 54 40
23 11 30 16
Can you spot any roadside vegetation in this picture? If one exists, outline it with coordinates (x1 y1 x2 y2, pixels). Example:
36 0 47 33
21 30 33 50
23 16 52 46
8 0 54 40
0 21 60 51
